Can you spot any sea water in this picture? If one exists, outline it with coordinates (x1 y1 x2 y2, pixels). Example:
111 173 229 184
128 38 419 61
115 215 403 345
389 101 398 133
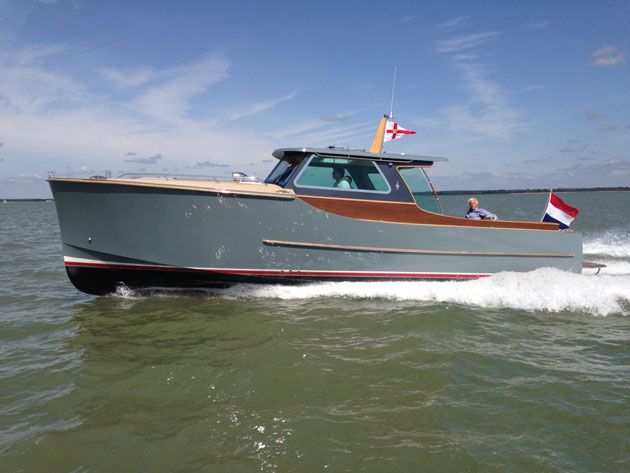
0 192 628 472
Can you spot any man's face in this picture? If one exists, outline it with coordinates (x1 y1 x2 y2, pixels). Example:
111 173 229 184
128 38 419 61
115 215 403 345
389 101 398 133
469 199 478 209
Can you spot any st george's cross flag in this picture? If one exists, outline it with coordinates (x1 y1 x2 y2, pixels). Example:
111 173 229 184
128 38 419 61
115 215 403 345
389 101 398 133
384 120 416 142
542 192 580 229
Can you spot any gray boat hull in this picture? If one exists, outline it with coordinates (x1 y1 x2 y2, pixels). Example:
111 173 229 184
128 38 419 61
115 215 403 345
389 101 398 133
50 180 583 295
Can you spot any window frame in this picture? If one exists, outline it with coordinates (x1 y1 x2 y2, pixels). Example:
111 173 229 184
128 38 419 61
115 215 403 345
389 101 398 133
292 154 392 194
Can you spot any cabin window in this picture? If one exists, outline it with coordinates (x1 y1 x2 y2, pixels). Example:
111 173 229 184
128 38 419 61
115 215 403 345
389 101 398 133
294 155 390 193
398 167 441 213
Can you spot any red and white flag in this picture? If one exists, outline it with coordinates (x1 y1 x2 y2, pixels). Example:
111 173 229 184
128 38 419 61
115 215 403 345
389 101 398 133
384 120 416 142
542 192 580 229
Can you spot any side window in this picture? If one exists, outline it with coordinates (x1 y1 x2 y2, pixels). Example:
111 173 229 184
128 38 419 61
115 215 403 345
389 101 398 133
294 156 390 193
398 167 441 213
366 171 389 192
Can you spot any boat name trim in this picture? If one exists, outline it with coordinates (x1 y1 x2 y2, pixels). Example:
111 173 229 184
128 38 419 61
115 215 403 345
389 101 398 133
262 239 575 258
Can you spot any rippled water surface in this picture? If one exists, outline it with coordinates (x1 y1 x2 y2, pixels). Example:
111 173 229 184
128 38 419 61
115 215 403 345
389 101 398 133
1 193 629 473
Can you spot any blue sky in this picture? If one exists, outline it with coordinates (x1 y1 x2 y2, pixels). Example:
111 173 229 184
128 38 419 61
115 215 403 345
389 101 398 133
0 0 628 197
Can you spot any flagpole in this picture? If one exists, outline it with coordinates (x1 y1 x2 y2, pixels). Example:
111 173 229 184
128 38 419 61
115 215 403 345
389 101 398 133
389 66 397 119
541 188 552 221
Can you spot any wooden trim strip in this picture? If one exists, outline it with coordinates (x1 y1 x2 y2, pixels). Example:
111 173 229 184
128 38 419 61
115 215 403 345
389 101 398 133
298 196 560 231
262 239 575 258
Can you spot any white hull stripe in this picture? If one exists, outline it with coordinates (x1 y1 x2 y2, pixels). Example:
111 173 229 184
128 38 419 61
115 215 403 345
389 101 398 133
63 256 490 279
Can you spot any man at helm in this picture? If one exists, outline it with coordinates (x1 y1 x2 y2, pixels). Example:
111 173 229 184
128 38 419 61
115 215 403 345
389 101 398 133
332 165 352 189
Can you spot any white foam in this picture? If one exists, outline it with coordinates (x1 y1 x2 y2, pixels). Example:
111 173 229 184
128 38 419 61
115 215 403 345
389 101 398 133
225 268 630 316
113 283 138 299
593 260 630 275
584 229 630 258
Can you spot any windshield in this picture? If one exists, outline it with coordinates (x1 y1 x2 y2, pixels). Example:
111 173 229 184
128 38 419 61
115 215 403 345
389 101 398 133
398 167 441 213
265 159 298 186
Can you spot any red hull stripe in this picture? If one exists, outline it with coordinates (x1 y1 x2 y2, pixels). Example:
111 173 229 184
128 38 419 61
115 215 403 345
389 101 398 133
64 260 488 280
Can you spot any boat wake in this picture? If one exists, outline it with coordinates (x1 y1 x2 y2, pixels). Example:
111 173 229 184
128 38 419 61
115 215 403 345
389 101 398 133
222 268 629 316
584 228 630 258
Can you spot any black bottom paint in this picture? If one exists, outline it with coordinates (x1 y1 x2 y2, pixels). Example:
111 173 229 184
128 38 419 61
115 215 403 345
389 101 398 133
65 266 469 296
66 266 295 295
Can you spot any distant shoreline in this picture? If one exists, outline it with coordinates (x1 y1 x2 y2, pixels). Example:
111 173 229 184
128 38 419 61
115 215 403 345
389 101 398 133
439 186 630 196
1 199 55 202
2 187 629 202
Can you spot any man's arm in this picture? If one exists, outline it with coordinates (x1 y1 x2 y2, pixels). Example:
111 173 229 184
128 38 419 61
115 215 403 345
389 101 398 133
477 208 497 220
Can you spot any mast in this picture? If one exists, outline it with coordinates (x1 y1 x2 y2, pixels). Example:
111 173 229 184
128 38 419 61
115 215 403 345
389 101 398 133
369 115 388 154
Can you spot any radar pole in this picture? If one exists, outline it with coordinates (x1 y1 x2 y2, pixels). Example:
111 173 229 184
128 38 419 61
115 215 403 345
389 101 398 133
389 65 397 119
369 66 397 154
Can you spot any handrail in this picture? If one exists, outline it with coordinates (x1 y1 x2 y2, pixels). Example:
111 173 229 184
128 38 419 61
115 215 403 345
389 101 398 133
115 172 266 184
116 172 224 182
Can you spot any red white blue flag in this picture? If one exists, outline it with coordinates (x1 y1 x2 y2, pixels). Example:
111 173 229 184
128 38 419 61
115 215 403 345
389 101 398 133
384 120 416 142
542 192 579 229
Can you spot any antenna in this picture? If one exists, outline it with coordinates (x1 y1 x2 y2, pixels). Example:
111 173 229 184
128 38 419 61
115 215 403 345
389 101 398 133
389 66 397 118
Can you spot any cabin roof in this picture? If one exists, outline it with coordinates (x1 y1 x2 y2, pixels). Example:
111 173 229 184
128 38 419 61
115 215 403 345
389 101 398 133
272 147 448 164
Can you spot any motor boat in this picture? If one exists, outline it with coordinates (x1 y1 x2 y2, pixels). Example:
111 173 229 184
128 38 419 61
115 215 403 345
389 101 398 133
48 115 583 295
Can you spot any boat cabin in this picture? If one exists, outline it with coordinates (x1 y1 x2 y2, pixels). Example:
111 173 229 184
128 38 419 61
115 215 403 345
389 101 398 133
265 147 557 231
266 147 444 213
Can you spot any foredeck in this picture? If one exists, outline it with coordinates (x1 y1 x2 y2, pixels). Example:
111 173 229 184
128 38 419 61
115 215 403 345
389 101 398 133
48 177 296 199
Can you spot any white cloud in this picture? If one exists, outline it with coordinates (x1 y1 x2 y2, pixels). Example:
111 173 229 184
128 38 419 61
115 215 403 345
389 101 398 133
11 43 67 65
389 15 418 26
586 111 605 121
102 66 157 88
438 16 469 31
527 20 550 29
0 43 282 185
269 115 372 147
558 141 598 154
435 31 522 138
321 114 352 122
0 45 86 112
226 91 298 121
590 46 625 67
132 55 229 120
595 124 618 132
436 32 500 53
124 153 164 164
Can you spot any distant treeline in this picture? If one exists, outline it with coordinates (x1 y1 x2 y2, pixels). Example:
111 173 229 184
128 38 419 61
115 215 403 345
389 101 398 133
438 187 630 196
1 199 54 202
2 187 629 201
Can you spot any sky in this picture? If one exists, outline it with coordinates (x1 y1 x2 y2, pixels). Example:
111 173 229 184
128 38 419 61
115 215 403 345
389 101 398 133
0 0 629 198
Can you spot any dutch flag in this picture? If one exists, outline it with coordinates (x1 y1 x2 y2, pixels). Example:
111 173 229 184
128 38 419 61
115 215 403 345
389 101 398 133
542 192 580 229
